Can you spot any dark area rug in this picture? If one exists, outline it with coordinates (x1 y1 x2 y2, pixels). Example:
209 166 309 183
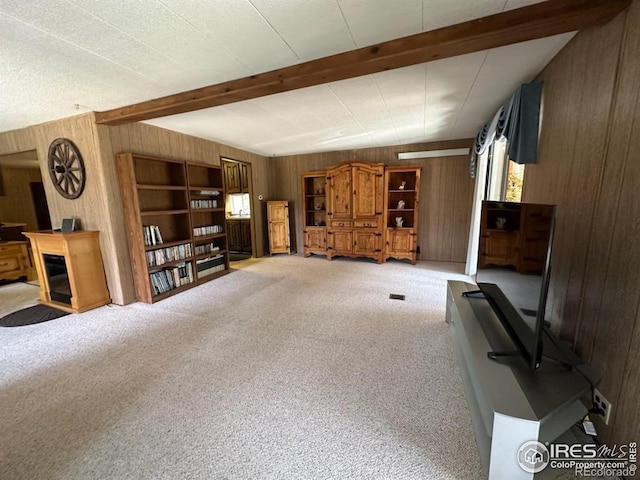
0 304 70 327
229 253 252 262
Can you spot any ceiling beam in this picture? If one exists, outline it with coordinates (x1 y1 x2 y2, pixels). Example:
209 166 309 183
95 0 630 126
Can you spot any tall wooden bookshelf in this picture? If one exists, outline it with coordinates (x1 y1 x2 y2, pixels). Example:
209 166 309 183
301 172 327 257
116 153 229 303
383 166 421 264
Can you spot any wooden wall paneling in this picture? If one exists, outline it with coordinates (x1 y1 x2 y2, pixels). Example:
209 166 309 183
588 0 640 443
524 30 590 333
0 167 43 233
558 16 625 343
613 305 640 444
0 126 36 156
589 116 640 442
451 157 475 262
26 113 129 304
522 0 639 445
108 122 271 257
92 122 136 304
576 10 635 363
270 140 474 262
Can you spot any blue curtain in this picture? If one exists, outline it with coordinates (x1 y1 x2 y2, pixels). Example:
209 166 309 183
471 81 543 170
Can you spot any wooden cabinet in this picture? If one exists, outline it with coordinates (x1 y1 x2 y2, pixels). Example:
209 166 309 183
327 163 352 220
302 172 327 257
224 162 240 193
223 160 250 194
383 166 421 264
227 220 242 252
325 162 384 263
117 153 229 303
479 201 554 273
0 241 30 281
227 219 252 254
267 201 290 255
23 231 110 313
240 163 250 192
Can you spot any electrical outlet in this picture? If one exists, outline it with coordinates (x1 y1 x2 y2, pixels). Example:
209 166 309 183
593 388 613 425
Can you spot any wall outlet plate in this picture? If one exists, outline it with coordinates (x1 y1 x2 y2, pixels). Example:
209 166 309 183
593 388 613 425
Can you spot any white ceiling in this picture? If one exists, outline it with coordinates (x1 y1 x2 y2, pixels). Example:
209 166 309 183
1 0 574 157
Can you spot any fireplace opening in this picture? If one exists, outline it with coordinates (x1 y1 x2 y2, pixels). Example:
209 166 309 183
43 254 72 305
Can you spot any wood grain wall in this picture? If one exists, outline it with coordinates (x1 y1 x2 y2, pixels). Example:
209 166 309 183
270 139 474 262
0 116 270 305
523 0 640 444
0 114 133 304
105 122 271 261
0 166 42 233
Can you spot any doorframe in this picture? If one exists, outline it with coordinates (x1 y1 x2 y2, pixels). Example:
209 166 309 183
220 157 256 258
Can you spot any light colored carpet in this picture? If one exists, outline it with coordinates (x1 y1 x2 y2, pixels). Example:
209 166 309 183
0 281 40 317
0 255 482 479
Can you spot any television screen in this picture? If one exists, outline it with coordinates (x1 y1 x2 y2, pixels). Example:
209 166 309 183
475 200 556 369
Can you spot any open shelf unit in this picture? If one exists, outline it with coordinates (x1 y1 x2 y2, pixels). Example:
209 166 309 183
383 166 421 264
301 172 327 257
187 163 229 283
117 153 229 303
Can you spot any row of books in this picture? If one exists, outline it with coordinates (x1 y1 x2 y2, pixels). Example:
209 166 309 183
192 189 220 196
143 225 163 246
196 254 226 279
193 225 223 237
146 243 193 267
191 199 218 209
195 242 221 256
150 262 194 295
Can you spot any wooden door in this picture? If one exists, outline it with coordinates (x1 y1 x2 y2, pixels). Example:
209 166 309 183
329 229 353 255
267 202 289 254
353 164 383 218
481 230 519 268
240 220 252 254
519 204 554 273
304 228 326 252
224 162 240 193
353 229 380 257
387 229 414 255
240 163 250 192
227 220 241 251
327 164 352 220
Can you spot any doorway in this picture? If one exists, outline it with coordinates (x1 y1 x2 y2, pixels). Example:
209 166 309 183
221 158 255 262
30 182 52 230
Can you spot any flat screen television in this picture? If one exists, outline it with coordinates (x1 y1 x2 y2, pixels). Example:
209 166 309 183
472 200 556 370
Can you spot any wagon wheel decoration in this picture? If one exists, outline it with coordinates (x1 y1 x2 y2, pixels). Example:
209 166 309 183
48 138 86 199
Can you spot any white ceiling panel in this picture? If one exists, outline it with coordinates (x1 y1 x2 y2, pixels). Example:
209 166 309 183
158 0 300 73
338 0 423 46
68 0 252 87
2 0 574 156
249 0 356 60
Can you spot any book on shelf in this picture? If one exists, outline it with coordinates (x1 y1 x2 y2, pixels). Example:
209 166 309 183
196 254 226 278
193 225 223 237
195 242 220 256
190 199 218 209
143 225 164 246
149 262 194 295
193 190 221 196
146 242 193 267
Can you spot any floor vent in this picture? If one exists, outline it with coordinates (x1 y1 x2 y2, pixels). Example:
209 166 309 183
389 294 405 301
